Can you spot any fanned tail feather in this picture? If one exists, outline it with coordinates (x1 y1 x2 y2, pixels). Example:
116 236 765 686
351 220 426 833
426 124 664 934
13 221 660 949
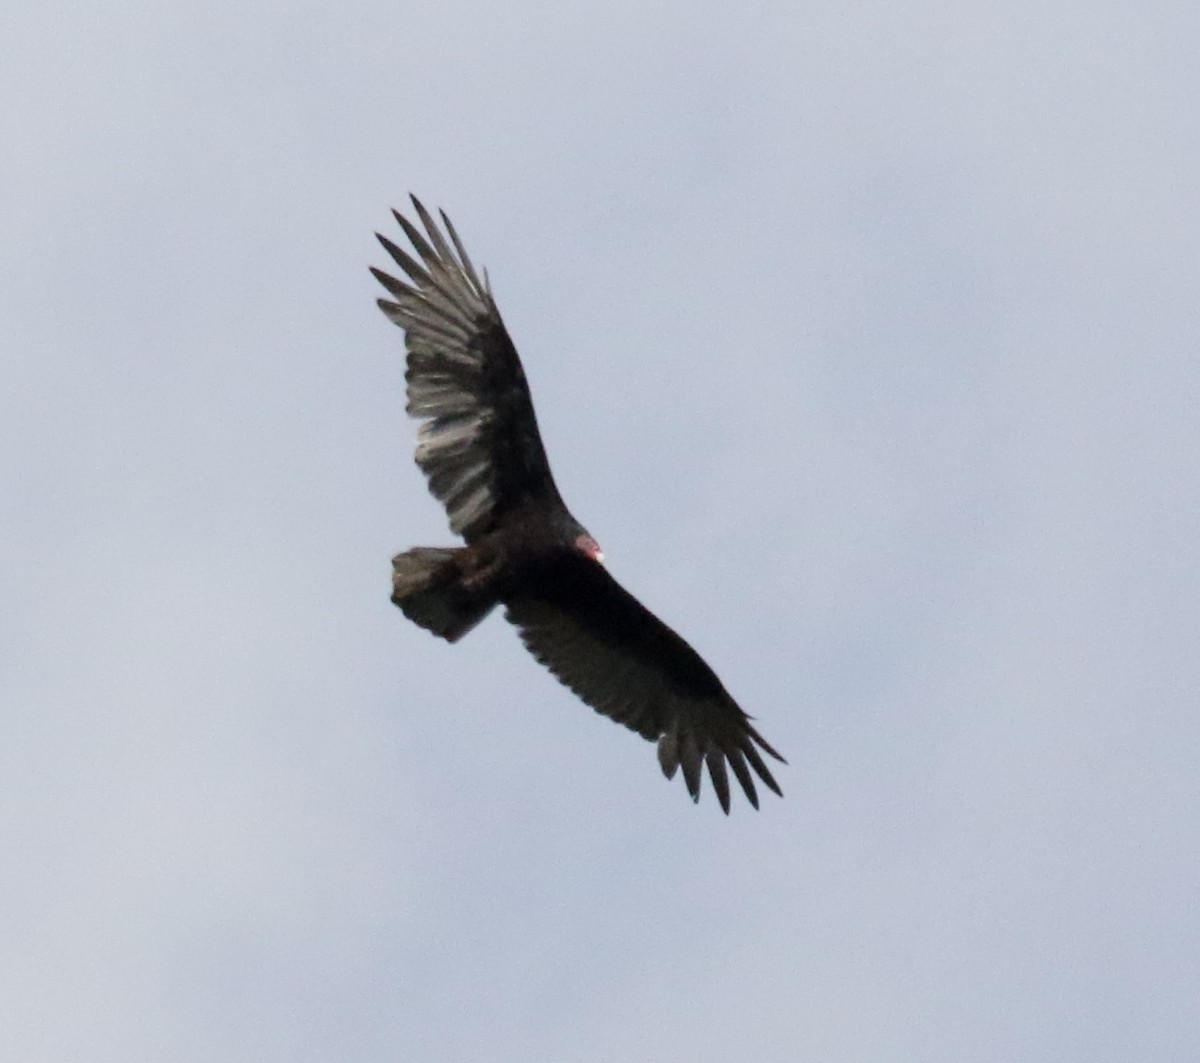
391 547 496 642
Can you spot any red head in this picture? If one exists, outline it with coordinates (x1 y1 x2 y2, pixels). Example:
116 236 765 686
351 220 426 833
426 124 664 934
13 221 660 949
574 533 605 564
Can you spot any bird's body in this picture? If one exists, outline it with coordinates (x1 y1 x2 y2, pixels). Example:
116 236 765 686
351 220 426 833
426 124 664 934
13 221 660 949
373 198 783 812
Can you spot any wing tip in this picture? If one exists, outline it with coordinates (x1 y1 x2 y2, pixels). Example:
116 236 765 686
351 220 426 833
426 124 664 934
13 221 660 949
743 739 784 799
656 729 785 812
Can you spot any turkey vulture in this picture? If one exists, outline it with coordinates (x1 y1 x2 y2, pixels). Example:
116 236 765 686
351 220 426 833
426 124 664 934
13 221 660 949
372 198 784 812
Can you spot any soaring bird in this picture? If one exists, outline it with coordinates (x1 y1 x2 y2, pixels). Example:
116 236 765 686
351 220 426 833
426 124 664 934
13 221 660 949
372 198 784 812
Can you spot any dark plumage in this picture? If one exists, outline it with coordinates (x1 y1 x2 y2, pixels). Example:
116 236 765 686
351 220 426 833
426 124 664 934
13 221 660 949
373 197 784 812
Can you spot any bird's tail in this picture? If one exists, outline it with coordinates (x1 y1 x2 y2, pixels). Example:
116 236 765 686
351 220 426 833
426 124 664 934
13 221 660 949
390 547 497 642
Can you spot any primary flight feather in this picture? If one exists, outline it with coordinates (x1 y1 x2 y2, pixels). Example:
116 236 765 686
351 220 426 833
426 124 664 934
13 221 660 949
373 197 784 812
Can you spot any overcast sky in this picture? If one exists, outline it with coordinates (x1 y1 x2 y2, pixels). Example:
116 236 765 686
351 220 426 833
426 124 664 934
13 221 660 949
4 2 1199 1060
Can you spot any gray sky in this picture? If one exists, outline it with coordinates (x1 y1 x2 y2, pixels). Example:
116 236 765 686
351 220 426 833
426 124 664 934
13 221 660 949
4 2 1199 1060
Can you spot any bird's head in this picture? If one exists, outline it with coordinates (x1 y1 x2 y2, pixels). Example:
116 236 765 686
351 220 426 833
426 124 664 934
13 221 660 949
573 532 605 564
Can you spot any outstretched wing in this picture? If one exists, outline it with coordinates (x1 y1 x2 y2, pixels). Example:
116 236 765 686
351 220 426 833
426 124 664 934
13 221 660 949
372 197 564 541
504 551 785 813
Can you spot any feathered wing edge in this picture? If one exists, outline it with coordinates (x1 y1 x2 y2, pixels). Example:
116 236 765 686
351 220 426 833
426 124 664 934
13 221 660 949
655 713 784 813
505 559 786 814
372 196 490 320
372 197 561 541
370 198 499 538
